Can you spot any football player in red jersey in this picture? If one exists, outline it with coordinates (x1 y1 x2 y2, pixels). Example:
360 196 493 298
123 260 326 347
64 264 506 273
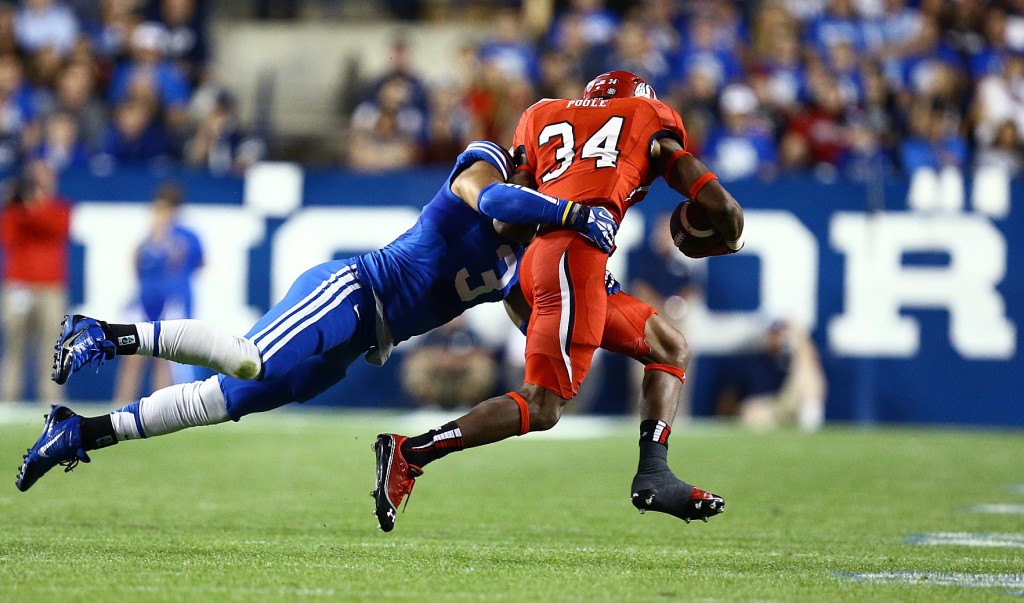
375 72 745 530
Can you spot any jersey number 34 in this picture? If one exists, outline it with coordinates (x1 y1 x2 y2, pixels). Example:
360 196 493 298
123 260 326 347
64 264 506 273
538 116 625 183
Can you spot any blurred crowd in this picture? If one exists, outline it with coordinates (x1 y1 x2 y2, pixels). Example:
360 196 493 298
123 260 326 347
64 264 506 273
3 0 1023 180
348 0 1024 181
0 0 264 179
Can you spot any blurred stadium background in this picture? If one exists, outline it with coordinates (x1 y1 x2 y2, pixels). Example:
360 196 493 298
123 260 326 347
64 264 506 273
0 0 1021 428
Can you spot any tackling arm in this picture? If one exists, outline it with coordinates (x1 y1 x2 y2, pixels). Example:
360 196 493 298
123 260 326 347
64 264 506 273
450 160 617 253
653 137 744 250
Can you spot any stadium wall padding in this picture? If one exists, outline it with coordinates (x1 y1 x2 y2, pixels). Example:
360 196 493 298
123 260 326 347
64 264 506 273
40 167 1024 426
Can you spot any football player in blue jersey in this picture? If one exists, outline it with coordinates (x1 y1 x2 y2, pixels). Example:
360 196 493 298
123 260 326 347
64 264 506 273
15 141 620 496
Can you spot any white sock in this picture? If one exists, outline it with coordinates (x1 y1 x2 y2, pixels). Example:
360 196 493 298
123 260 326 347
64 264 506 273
133 319 262 380
130 376 230 438
135 322 155 354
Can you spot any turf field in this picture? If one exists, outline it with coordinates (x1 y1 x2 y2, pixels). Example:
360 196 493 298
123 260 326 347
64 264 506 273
1 405 1022 602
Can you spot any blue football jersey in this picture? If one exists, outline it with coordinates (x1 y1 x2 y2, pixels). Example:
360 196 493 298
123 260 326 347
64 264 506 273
356 142 525 346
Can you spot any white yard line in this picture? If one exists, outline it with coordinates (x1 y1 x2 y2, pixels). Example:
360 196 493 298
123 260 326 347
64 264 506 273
967 504 1024 515
840 571 1024 589
905 532 1024 548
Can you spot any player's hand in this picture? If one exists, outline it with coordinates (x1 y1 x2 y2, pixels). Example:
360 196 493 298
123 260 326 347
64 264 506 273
578 206 618 254
605 270 621 295
676 231 743 259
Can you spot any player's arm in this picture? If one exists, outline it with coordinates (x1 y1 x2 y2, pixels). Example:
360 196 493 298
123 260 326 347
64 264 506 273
652 137 744 252
450 158 617 253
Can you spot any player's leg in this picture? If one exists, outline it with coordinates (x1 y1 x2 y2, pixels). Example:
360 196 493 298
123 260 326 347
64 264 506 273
53 260 365 385
374 233 607 531
52 314 261 385
405 232 608 460
15 338 367 493
18 274 374 492
601 293 724 522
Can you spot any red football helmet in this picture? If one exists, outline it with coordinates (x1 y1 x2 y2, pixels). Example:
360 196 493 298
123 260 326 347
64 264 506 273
582 71 657 100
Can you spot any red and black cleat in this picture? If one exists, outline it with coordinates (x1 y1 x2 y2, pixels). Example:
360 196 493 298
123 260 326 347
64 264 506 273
371 433 423 532
631 485 725 524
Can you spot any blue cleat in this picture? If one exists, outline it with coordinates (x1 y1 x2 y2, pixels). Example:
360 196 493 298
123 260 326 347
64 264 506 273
15 405 91 492
52 314 116 385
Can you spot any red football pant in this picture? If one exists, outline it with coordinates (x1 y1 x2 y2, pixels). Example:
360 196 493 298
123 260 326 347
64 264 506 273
519 230 656 398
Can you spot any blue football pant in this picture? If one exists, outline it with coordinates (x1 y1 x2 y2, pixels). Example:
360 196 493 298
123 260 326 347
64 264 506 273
218 260 376 420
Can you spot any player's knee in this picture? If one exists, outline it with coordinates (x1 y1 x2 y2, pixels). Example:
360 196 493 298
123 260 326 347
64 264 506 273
646 315 690 370
230 337 263 380
521 384 567 431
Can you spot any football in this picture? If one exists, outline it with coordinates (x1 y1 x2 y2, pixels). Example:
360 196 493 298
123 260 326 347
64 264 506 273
669 200 725 257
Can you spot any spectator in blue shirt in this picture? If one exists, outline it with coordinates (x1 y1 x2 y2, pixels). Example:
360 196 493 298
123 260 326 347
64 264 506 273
604 19 672 93
756 26 806 111
805 0 867 56
478 8 538 82
34 111 89 171
715 318 826 431
548 0 620 51
866 0 921 52
675 14 743 95
13 0 79 56
969 9 1013 80
108 21 192 132
636 0 683 60
0 54 40 172
183 91 265 175
99 98 169 165
361 36 428 118
703 84 778 181
144 0 210 84
895 18 963 94
827 40 865 105
115 182 204 401
899 101 969 173
41 60 108 153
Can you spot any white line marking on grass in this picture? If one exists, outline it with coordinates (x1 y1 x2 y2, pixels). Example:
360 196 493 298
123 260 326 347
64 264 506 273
906 532 1024 548
840 572 1024 589
968 504 1024 515
1008 484 1024 495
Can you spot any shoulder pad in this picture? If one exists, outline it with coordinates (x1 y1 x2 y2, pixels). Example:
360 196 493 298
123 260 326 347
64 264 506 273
456 141 513 182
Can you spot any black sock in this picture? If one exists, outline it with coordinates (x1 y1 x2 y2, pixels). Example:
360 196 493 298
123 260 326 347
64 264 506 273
80 415 118 451
105 323 140 355
401 421 464 469
637 419 671 474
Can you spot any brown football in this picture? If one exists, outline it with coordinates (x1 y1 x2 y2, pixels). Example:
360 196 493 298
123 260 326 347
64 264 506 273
669 201 726 258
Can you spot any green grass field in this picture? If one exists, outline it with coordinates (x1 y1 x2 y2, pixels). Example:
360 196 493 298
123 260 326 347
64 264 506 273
1 405 1022 602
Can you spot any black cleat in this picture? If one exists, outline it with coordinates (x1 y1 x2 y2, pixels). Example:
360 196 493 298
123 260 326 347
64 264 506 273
631 471 725 523
372 434 423 532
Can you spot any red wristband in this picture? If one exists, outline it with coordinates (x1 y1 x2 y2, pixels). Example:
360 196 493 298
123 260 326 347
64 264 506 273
688 171 718 200
662 149 692 182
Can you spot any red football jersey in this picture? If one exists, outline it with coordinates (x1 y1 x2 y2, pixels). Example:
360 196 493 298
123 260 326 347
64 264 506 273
512 96 687 222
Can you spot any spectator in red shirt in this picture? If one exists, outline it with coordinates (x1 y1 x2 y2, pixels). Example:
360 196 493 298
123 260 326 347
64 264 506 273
0 159 71 402
780 69 850 173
